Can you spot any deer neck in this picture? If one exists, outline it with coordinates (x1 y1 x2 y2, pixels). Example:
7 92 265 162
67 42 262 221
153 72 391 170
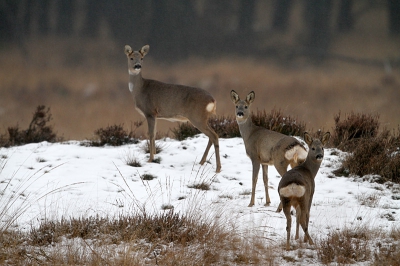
128 71 144 94
237 116 256 141
302 158 322 179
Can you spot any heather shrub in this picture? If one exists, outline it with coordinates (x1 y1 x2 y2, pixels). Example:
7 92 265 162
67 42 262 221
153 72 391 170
340 127 400 183
331 111 380 152
171 109 305 140
251 109 306 137
0 105 58 147
89 122 142 146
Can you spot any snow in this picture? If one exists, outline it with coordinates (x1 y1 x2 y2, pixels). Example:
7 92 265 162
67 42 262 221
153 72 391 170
1 134 399 259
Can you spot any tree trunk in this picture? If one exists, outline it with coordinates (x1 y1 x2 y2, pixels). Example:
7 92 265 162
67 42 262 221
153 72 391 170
304 0 332 57
272 0 293 32
337 0 353 32
388 0 400 35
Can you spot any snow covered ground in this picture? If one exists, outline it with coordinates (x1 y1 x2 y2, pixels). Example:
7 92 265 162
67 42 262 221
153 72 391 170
1 134 399 262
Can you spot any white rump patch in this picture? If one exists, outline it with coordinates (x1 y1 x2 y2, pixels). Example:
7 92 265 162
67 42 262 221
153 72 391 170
206 102 215 113
128 82 133 92
279 183 306 198
285 145 307 162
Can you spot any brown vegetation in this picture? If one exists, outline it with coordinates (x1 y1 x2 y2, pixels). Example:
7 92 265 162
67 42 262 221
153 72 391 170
0 35 399 141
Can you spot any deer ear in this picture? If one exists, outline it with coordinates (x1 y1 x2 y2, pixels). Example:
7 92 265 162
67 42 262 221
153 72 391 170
124 45 133 55
230 90 240 104
246 91 255 104
140 45 150 56
321 132 331 146
304 132 313 146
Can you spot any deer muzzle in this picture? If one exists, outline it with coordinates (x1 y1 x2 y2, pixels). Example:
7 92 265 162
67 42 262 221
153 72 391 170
134 64 142 69
316 154 323 160
236 111 244 117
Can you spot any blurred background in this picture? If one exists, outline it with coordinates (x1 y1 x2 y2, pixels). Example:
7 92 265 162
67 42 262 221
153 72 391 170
0 0 399 140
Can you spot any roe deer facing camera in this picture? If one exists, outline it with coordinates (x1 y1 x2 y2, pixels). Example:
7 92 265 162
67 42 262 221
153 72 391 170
278 132 330 250
124 45 221 172
230 90 307 207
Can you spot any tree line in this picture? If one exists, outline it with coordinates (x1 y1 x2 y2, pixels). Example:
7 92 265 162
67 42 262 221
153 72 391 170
1 0 399 61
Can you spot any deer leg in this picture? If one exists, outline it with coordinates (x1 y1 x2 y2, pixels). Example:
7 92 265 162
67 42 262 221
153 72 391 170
249 161 260 207
282 200 292 250
146 116 156 162
196 123 221 173
295 206 301 240
299 205 314 246
261 165 270 206
275 162 289 212
199 139 212 165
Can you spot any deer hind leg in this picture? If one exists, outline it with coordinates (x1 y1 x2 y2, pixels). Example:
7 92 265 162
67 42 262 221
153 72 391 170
299 205 314 246
282 199 292 250
194 121 221 173
275 162 289 212
295 205 301 240
262 165 271 206
146 116 157 162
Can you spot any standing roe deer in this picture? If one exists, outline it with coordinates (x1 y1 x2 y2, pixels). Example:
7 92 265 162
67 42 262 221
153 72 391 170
124 45 221 172
230 90 307 207
278 132 330 250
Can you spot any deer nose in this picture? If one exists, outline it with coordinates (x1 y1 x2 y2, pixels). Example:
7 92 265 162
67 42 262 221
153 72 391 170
134 64 141 69
316 154 323 160
237 111 244 117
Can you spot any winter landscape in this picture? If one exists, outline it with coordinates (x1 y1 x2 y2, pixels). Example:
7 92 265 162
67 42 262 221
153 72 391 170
1 133 399 264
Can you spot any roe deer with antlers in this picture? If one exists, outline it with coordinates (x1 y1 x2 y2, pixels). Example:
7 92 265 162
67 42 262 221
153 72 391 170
125 45 221 172
230 90 307 207
279 132 330 250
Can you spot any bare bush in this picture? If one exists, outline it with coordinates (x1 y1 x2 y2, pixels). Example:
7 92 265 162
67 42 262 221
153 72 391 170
340 128 400 183
90 122 142 146
1 105 59 147
332 111 380 151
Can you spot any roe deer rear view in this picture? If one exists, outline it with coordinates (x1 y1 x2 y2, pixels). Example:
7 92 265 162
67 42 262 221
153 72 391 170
278 132 330 250
124 45 221 172
230 90 307 207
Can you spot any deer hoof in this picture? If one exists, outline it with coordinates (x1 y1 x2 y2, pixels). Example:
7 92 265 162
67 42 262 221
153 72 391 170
248 203 254 207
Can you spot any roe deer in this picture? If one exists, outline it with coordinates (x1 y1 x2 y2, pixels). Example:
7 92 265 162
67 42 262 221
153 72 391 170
124 45 221 172
278 132 330 250
230 90 307 207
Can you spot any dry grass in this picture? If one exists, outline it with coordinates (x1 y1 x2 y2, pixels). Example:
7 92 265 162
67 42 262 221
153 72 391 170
1 35 399 140
1 211 270 265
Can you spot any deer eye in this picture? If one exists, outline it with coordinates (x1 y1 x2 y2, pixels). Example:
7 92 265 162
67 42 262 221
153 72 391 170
130 58 133 60
245 106 248 109
312 147 315 151
236 106 238 109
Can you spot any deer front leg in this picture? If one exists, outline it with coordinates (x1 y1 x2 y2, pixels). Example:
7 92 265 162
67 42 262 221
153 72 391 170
261 165 271 206
146 116 156 162
248 161 260 207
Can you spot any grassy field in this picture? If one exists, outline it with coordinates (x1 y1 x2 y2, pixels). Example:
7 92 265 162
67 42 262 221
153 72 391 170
0 35 399 140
